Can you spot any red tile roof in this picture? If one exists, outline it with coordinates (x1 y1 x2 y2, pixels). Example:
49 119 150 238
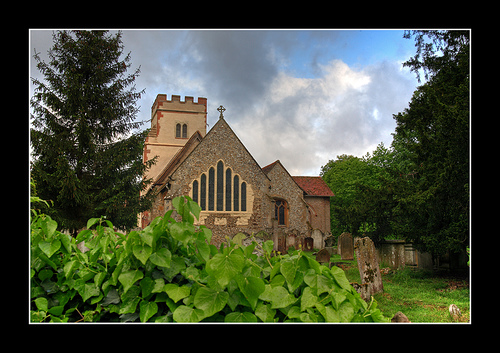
292 176 335 197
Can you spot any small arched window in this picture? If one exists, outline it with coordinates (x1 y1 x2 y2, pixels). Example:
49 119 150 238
182 124 188 138
175 123 181 138
274 199 287 226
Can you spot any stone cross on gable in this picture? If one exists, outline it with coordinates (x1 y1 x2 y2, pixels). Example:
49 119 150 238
217 105 226 119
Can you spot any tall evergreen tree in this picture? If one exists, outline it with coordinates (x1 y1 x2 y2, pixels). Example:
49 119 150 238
30 30 156 235
392 30 470 254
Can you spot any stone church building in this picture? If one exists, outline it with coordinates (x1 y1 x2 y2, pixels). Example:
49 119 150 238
140 94 334 247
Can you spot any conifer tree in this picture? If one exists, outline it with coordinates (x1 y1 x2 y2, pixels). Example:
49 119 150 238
30 30 156 235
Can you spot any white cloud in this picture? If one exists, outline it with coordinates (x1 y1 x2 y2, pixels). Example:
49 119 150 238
232 59 416 176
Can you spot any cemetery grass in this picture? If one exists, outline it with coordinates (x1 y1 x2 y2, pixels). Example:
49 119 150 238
308 252 470 323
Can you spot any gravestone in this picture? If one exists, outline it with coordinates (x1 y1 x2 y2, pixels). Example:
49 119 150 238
324 235 335 247
272 226 283 251
286 234 296 251
277 233 287 254
304 237 314 251
339 232 354 260
311 229 324 250
316 248 331 267
354 237 383 301
295 236 305 251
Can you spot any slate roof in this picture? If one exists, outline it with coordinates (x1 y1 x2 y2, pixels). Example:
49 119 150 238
292 176 335 197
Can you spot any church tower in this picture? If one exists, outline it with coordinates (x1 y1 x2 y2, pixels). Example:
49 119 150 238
143 94 207 183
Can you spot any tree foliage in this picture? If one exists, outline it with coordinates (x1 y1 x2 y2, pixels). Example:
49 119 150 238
30 195 387 323
30 30 156 234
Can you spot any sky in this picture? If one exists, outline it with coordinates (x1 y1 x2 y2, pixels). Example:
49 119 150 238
29 29 420 176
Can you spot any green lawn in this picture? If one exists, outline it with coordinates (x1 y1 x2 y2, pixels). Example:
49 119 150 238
308 252 470 323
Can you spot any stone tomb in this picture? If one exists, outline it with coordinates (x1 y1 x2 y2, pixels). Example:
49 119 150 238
354 237 383 301
339 232 354 260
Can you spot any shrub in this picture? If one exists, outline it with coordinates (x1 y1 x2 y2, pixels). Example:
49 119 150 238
30 195 387 322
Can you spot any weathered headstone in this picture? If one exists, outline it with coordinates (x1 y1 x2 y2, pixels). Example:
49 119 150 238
286 234 296 251
295 236 305 251
354 237 383 301
316 248 331 267
277 232 287 254
324 235 335 247
339 232 354 260
311 229 324 250
304 237 314 251
272 226 283 251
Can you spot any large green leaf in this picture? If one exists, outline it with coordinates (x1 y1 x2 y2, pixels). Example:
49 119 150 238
280 260 296 286
149 248 172 267
194 287 229 318
255 302 276 322
169 222 191 246
38 240 61 258
118 270 144 294
269 286 298 309
224 312 258 322
300 287 318 311
206 252 245 288
41 216 58 237
236 275 265 310
304 270 334 296
164 283 191 303
173 305 204 323
330 266 352 291
133 243 152 265
34 297 48 312
87 218 100 229
139 301 158 322
74 280 100 302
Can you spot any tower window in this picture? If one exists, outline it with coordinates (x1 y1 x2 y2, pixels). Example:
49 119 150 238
182 124 187 138
175 123 181 138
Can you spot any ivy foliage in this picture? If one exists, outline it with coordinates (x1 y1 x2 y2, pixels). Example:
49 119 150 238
31 195 387 323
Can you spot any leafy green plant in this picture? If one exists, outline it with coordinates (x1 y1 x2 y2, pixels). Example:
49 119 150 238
31 195 387 322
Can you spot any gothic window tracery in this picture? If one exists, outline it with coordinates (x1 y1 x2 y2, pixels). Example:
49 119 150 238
191 160 250 213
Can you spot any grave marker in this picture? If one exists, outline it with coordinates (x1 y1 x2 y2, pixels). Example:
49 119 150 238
339 232 354 260
354 237 383 300
304 237 314 251
311 229 324 250
316 248 331 267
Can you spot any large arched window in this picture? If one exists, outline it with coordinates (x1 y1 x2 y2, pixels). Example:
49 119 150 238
274 199 288 226
191 160 251 213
